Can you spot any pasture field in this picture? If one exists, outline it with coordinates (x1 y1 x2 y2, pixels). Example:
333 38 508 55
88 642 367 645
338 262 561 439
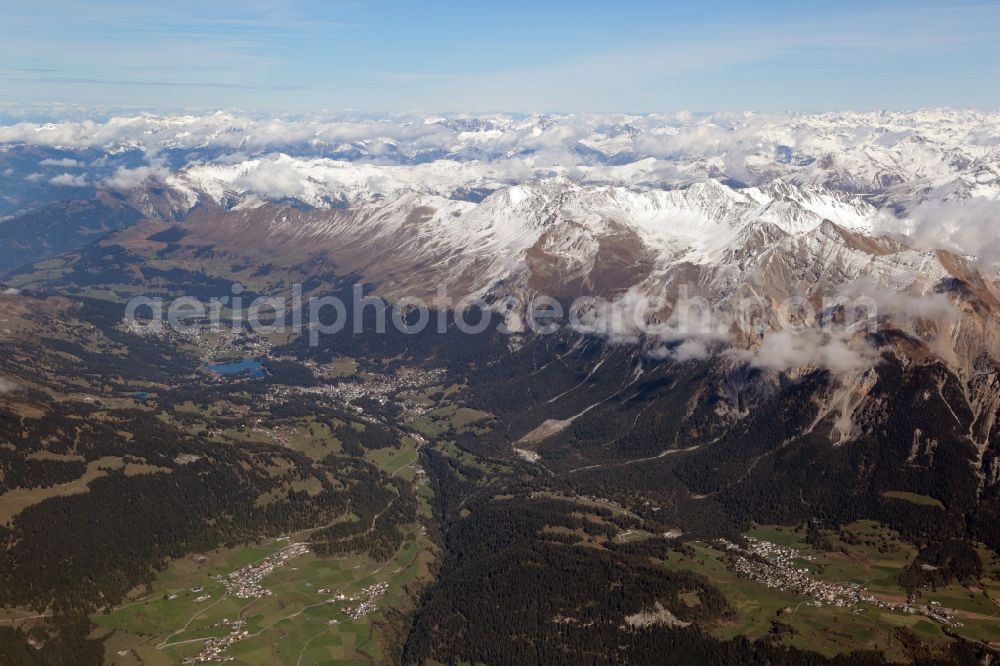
95 434 436 665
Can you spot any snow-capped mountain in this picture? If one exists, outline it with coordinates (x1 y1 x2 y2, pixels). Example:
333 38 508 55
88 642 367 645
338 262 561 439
3 109 1000 378
130 174 995 379
170 176 879 293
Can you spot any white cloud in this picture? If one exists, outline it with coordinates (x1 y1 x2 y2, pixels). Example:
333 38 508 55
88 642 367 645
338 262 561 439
0 378 21 394
40 157 81 167
231 159 310 200
728 329 877 373
648 338 713 362
835 277 961 333
569 287 660 346
569 287 729 364
49 172 89 187
103 164 170 189
886 199 1000 267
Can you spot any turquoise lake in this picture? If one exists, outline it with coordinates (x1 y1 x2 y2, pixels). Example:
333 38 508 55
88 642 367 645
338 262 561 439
201 358 265 378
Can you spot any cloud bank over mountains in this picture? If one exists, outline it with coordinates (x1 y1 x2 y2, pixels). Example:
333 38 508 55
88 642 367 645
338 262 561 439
2 109 997 203
1 109 997 165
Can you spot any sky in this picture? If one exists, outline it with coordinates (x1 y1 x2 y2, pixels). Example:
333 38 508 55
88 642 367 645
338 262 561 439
2 0 999 113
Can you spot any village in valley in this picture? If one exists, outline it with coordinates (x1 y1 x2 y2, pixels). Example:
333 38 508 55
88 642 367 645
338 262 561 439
179 542 393 664
219 542 311 600
716 536 962 628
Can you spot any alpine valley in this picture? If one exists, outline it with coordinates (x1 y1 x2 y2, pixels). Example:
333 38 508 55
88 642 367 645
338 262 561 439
3 110 1000 665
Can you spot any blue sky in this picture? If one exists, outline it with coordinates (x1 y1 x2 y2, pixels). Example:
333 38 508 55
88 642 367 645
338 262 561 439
2 0 999 113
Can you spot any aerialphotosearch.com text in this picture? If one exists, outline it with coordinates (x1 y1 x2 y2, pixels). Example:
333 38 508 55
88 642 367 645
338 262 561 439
123 282 883 346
